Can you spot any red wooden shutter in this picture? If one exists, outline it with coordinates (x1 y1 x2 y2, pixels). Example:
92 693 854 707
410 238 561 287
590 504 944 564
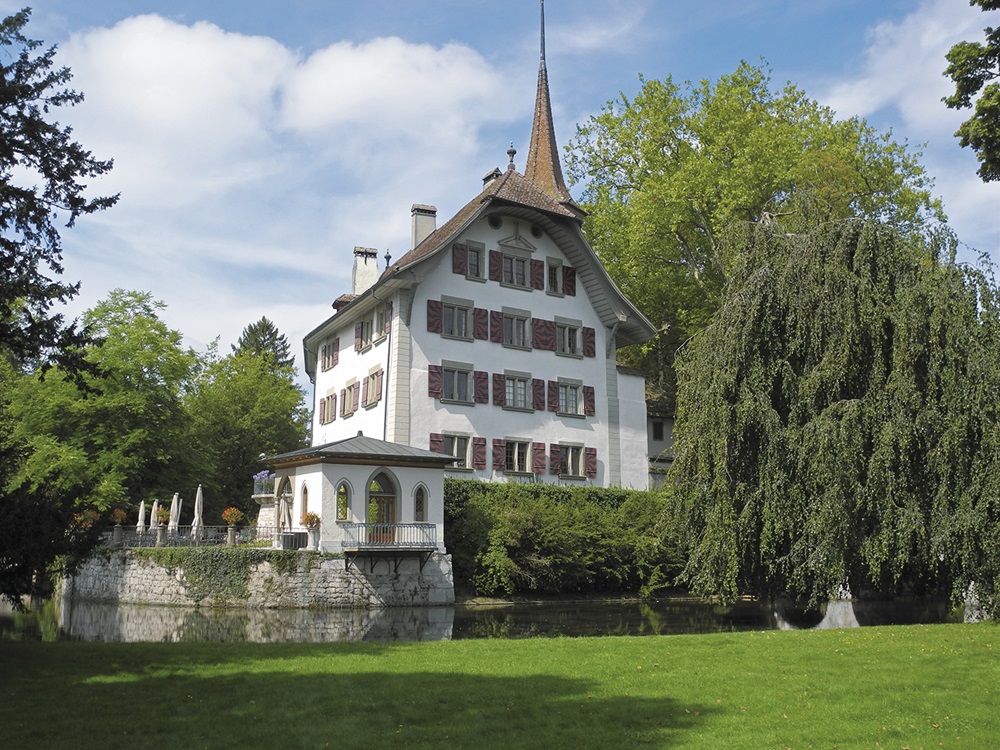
583 385 595 416
352 383 360 412
474 371 489 404
532 442 547 474
319 398 327 424
489 250 502 281
429 433 444 453
473 308 489 340
332 338 339 366
530 259 545 289
548 380 559 412
532 318 555 351
549 444 562 475
490 310 504 343
583 327 596 357
532 378 546 411
452 243 467 275
361 377 369 407
340 389 346 416
428 365 443 398
376 369 384 401
472 437 487 470
330 393 337 421
354 322 363 351
384 303 392 335
563 266 576 296
492 439 506 472
585 447 598 478
493 373 506 406
427 299 442 333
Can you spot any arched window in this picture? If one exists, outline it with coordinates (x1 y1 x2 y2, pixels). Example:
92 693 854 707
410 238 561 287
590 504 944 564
414 486 427 522
367 472 397 543
301 484 309 517
336 482 350 521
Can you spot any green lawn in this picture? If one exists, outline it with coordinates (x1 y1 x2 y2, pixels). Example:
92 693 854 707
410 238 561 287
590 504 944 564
2 623 996 749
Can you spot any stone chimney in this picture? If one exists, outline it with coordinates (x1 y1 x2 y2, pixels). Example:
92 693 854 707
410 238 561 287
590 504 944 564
352 247 379 294
411 204 437 249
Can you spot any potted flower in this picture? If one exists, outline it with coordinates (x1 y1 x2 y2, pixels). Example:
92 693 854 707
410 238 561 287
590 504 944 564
111 508 128 525
301 511 321 551
155 507 171 525
222 506 245 546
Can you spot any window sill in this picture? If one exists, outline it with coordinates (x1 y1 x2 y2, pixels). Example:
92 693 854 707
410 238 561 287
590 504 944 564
557 411 585 419
502 343 532 352
444 466 474 473
500 281 532 292
440 397 475 407
503 405 533 413
559 474 586 481
442 333 474 343
466 274 486 283
546 289 565 298
556 351 583 360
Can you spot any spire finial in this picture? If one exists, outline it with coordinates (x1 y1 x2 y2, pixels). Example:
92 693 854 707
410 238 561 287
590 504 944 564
507 141 517 170
540 0 546 66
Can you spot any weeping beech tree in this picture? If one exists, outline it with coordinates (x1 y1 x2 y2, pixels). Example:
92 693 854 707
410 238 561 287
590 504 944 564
671 217 1000 615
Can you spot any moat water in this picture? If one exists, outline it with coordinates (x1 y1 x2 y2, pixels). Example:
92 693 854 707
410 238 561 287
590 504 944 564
0 595 962 642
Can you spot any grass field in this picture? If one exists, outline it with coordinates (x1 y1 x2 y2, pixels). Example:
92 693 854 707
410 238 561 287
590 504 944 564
2 623 996 749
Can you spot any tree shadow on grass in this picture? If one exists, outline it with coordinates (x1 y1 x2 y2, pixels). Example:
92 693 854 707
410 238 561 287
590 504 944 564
13 666 716 749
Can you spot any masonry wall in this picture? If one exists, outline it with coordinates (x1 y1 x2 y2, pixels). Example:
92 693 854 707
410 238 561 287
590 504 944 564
65 550 454 609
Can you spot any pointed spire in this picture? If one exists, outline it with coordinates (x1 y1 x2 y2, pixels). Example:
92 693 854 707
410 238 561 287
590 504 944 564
524 0 573 204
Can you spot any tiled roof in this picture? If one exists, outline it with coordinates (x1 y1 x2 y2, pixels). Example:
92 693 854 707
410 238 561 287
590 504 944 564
388 167 578 274
264 433 456 466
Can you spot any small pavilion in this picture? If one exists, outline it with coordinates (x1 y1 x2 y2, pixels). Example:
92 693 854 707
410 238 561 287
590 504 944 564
260 432 455 567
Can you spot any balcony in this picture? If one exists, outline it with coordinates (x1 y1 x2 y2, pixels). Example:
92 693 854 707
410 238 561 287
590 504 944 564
340 522 437 550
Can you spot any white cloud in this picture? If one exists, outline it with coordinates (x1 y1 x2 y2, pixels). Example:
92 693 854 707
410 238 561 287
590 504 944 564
822 0 983 134
52 15 516 369
815 0 1000 261
549 0 649 55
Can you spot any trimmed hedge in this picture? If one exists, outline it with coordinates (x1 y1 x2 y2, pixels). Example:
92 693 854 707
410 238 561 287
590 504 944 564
444 479 684 597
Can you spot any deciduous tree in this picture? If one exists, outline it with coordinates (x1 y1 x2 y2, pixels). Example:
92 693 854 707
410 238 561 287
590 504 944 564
670 216 1000 616
187 347 308 522
567 62 943 409
944 0 1000 182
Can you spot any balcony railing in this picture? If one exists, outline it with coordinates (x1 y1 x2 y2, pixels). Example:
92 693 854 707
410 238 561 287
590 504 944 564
100 525 279 549
341 523 437 550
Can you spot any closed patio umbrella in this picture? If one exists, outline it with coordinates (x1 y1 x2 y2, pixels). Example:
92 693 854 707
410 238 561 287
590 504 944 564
150 499 160 527
191 485 204 540
136 500 146 534
168 492 181 533
278 490 293 532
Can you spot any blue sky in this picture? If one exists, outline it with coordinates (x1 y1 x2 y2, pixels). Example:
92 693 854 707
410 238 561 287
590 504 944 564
14 0 1000 376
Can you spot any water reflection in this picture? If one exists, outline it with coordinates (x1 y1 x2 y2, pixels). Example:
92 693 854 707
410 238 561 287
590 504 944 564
0 595 962 643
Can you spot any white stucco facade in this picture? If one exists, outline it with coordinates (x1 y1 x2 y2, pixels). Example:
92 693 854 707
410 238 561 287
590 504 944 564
301 23 658 491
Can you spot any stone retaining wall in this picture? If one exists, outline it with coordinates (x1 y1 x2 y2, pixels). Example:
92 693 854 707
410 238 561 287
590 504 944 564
64 549 454 609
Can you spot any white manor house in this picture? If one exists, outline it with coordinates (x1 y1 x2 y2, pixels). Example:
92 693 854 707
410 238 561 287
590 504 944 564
263 3 658 558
